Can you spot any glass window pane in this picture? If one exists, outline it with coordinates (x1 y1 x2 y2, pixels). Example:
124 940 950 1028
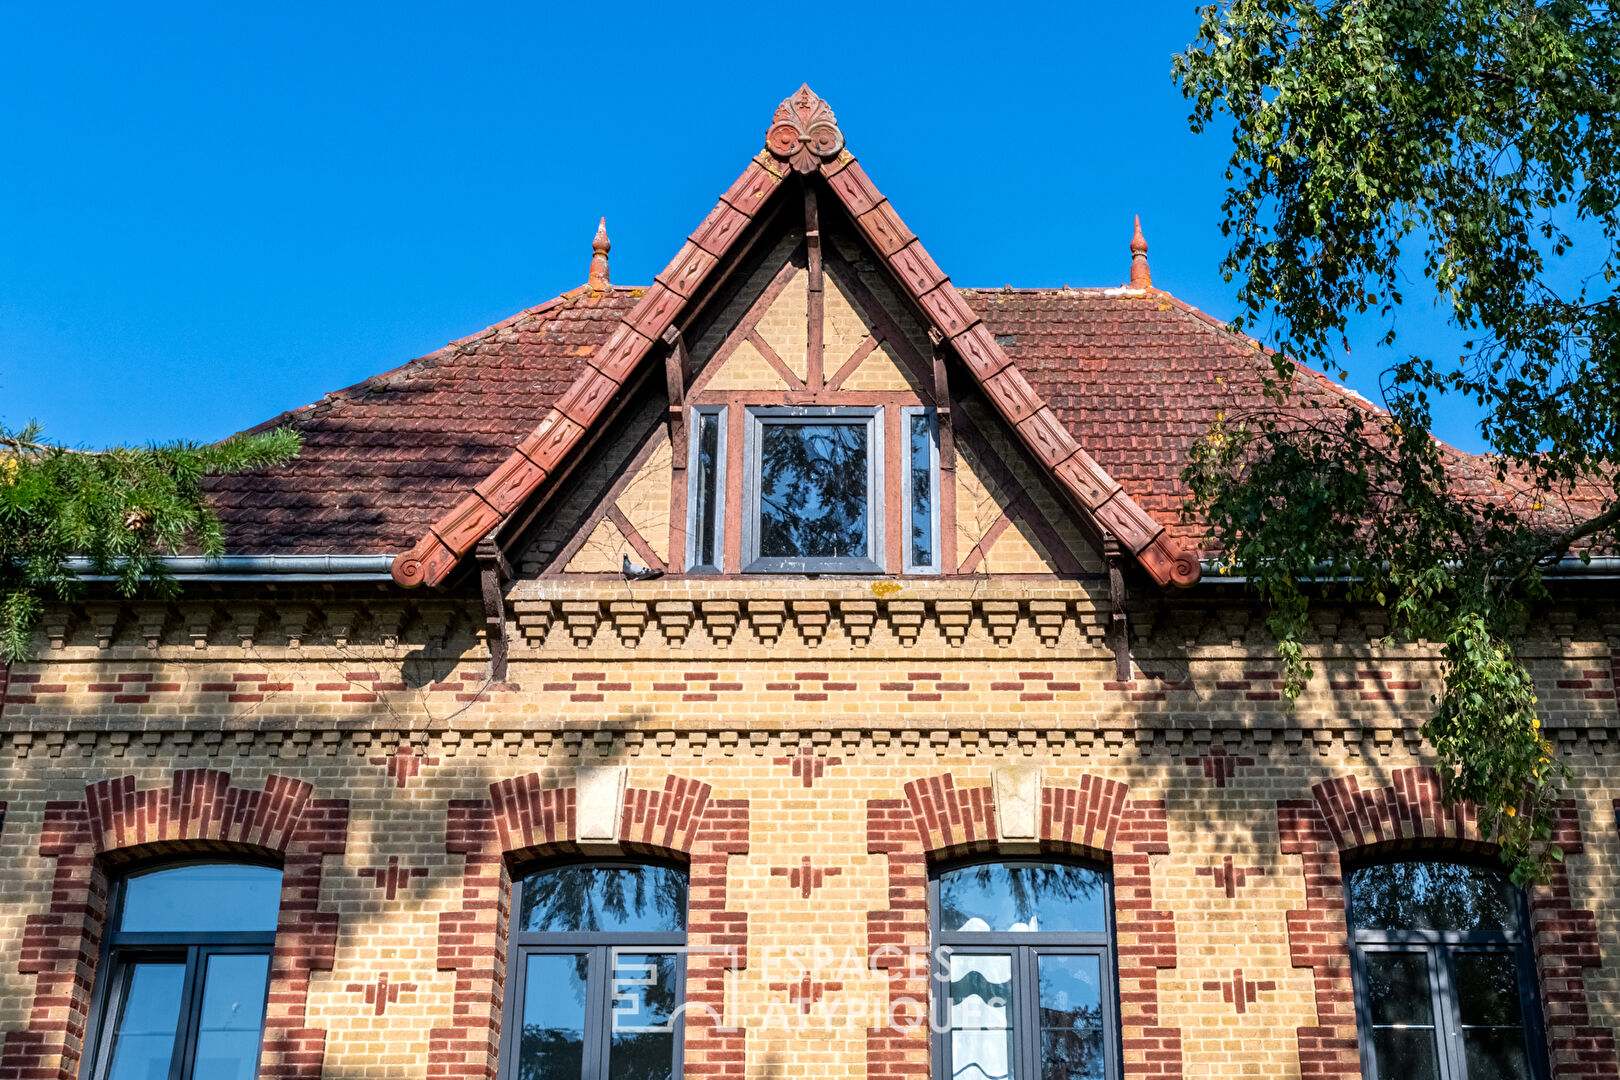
1349 861 1517 933
757 421 869 559
948 952 1015 1080
1363 952 1440 1080
908 414 934 568
939 863 1107 933
519 865 687 934
104 962 185 1080
609 952 679 1080
191 953 270 1080
695 413 721 567
519 953 589 1080
1456 951 1531 1080
1038 955 1104 1080
120 864 282 933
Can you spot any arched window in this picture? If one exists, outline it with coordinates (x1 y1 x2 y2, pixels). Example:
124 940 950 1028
1347 858 1548 1080
87 862 282 1080
502 860 689 1080
929 859 1119 1080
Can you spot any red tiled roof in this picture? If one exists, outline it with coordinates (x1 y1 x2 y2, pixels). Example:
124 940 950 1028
205 288 639 555
207 87 1603 574
205 279 1398 559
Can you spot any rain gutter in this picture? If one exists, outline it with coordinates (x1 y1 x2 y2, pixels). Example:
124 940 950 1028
63 554 397 584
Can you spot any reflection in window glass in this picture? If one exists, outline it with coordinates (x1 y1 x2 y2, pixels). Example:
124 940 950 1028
609 953 678 1080
938 863 1107 933
908 413 934 569
519 864 687 934
521 953 589 1080
120 863 283 933
1364 952 1441 1080
1457 952 1531 1080
694 412 721 569
757 421 869 559
1348 860 1541 1080
104 963 186 1080
1038 955 1104 1080
948 953 1014 1080
933 861 1119 1080
192 953 271 1080
1350 861 1517 933
509 863 688 1080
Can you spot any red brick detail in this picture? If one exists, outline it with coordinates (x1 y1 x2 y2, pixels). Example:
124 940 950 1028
867 775 1180 1080
0 770 346 1080
771 857 843 898
432 775 749 1080
1202 970 1276 1015
371 744 438 789
774 745 842 790
358 856 429 900
1281 768 1617 1079
770 972 843 1015
1528 805 1617 1079
1186 748 1255 789
1195 856 1268 899
347 972 418 1017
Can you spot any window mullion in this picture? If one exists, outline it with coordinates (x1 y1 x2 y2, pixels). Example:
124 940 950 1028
1433 944 1462 1080
588 945 609 1080
170 945 205 1080
1018 948 1038 1080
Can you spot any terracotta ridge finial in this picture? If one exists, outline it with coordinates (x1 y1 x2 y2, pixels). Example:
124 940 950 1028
588 217 611 291
1129 215 1151 289
764 83 845 174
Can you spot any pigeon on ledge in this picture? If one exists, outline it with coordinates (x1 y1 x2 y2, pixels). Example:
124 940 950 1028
623 554 665 581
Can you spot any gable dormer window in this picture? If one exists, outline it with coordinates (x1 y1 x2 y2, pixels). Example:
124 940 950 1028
684 404 944 575
742 406 884 573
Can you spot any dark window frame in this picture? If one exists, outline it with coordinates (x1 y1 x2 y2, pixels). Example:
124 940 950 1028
1345 852 1551 1080
83 857 281 1080
740 405 886 574
499 856 691 1080
927 855 1124 1080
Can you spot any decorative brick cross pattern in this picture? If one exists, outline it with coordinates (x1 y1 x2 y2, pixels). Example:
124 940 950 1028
1195 856 1268 899
358 856 429 900
771 856 843 898
347 972 418 1016
770 972 843 1014
774 745 842 789
1187 748 1254 788
370 744 438 789
1202 969 1275 1014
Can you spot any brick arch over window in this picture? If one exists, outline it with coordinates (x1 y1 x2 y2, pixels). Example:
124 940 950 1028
1278 766 1616 1080
866 773 1181 1080
435 773 750 1080
0 768 348 1080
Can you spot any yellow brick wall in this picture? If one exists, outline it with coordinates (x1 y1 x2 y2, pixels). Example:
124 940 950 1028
1 588 1617 1078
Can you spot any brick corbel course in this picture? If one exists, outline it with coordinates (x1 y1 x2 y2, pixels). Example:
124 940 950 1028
0 769 347 1080
432 774 750 1080
866 773 1180 1080
1280 767 1616 1080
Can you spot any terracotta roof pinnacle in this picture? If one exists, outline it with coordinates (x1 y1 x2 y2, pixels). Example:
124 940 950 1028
588 217 611 291
765 84 846 173
1129 215 1151 289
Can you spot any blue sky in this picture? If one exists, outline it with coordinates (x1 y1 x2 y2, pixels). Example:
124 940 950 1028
1 1 1489 452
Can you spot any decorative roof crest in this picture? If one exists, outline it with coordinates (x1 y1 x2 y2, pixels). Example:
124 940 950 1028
765 84 845 173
